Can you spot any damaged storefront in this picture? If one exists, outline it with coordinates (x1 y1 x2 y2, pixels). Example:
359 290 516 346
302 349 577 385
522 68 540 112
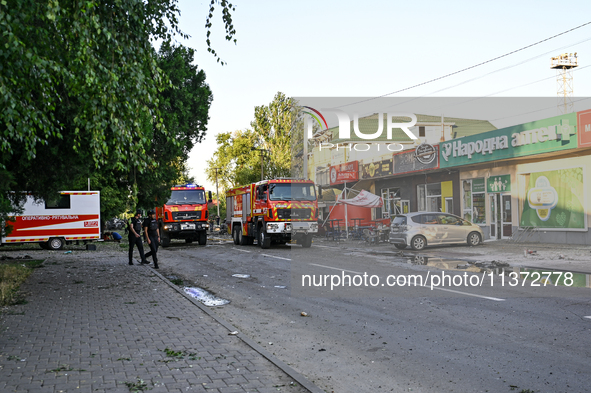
441 111 591 244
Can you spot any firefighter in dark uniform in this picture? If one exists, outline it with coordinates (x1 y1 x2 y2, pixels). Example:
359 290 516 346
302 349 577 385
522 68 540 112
143 210 160 269
128 210 147 265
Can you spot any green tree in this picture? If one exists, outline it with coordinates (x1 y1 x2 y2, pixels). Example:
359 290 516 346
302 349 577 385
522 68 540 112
250 92 300 179
206 92 302 193
71 41 212 218
0 0 233 219
205 130 261 193
135 41 212 210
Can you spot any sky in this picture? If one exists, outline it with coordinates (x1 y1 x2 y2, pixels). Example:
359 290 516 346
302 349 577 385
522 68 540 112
171 0 591 190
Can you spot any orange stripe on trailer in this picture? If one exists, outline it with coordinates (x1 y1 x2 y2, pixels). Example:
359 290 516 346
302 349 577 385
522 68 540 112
5 238 48 243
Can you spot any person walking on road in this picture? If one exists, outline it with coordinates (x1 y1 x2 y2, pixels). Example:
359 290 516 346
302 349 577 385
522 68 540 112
128 210 147 265
143 210 160 269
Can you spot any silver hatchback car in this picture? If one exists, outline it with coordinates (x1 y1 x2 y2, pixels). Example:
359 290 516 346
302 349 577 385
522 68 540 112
389 212 484 251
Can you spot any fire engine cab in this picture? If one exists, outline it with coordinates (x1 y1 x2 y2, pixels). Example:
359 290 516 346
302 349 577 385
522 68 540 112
156 184 211 247
226 179 318 249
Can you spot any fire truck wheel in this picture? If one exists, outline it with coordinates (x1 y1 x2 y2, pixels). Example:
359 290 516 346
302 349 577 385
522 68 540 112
47 237 65 250
238 228 249 246
161 235 171 247
301 235 313 248
258 230 271 249
232 226 240 245
198 232 207 245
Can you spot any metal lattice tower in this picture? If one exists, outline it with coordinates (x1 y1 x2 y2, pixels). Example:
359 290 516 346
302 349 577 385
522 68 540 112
550 53 578 114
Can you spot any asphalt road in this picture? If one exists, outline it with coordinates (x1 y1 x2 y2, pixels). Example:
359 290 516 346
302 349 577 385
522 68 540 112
157 237 591 393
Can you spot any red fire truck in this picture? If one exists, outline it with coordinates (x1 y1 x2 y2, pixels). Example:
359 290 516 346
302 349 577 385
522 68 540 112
156 184 212 247
226 179 318 249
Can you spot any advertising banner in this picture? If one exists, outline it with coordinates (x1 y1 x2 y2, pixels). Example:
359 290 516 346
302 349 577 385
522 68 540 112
440 113 578 168
392 145 439 175
520 168 585 229
472 178 485 193
361 159 392 179
330 161 359 185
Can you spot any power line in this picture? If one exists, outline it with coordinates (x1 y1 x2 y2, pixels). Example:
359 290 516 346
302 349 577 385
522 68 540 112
337 21 591 108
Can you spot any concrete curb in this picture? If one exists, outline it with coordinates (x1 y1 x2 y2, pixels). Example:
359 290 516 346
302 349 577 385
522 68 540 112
145 265 326 393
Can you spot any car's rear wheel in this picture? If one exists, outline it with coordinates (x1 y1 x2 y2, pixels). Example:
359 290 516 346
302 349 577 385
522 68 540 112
394 244 406 250
467 232 482 246
410 235 426 251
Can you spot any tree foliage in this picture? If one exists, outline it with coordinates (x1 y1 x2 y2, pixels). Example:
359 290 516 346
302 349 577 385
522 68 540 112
206 92 301 193
0 0 225 220
205 0 237 65
205 130 261 193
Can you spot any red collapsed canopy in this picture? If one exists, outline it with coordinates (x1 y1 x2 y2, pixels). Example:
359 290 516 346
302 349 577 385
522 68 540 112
337 190 383 208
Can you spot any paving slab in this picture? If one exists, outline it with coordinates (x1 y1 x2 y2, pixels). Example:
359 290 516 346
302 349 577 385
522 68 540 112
0 248 317 393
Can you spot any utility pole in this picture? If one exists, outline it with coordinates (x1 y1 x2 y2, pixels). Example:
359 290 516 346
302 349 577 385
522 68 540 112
251 148 267 180
214 167 220 218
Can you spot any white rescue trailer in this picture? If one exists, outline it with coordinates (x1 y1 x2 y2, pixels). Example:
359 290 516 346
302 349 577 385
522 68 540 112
1 191 101 250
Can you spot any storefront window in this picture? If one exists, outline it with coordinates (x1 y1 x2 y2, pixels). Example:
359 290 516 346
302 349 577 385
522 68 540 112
381 188 409 217
462 180 472 215
418 183 441 212
463 178 485 224
472 194 486 224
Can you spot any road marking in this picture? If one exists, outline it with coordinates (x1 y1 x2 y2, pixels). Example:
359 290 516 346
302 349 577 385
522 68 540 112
309 263 363 275
233 248 252 253
314 245 335 249
262 254 292 261
308 264 505 301
421 285 505 302
584 316 591 320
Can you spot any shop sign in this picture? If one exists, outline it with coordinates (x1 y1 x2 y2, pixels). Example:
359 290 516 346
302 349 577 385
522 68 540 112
330 161 359 185
577 109 591 147
486 175 511 193
439 113 578 168
361 159 392 179
415 143 437 164
393 145 439 175
472 178 485 193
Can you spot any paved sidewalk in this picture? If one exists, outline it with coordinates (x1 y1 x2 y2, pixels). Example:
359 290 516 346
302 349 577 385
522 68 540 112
0 250 317 393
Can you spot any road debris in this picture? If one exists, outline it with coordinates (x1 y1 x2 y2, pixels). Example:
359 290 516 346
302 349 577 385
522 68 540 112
301 312 309 317
183 287 230 307
232 274 251 279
